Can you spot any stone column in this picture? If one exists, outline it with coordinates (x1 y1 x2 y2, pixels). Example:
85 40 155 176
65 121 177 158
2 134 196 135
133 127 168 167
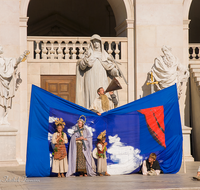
115 19 135 103
181 19 194 161
126 19 135 102
17 16 29 164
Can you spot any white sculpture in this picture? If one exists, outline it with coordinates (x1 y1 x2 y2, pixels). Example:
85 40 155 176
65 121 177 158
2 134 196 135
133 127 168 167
149 45 189 98
0 46 29 125
76 34 120 109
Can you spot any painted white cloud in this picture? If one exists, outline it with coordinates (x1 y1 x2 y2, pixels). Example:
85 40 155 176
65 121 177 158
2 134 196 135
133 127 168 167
49 116 58 123
107 134 143 175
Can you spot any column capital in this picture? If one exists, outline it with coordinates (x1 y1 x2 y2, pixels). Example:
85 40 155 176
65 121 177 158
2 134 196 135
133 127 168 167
115 19 134 36
183 19 191 30
19 16 29 27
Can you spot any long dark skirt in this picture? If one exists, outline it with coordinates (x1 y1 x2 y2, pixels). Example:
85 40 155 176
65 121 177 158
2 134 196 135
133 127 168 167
76 141 87 173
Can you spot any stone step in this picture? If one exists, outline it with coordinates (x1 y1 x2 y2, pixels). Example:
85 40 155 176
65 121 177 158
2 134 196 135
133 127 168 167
197 81 200 86
191 68 200 73
193 72 200 77
194 77 200 82
190 64 200 69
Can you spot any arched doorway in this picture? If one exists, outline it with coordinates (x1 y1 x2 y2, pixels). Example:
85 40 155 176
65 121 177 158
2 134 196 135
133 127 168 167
27 0 117 37
20 0 134 37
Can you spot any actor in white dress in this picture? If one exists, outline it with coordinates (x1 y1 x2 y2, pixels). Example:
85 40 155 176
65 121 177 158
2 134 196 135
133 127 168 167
96 130 110 176
52 118 68 177
76 34 119 109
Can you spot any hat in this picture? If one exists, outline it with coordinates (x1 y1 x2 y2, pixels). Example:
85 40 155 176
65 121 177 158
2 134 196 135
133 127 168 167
55 118 65 128
97 130 106 140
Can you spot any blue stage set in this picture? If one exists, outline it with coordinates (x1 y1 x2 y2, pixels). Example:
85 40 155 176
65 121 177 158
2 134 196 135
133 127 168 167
26 84 182 177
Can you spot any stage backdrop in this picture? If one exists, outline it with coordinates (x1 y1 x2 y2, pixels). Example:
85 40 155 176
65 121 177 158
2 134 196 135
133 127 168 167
26 84 182 177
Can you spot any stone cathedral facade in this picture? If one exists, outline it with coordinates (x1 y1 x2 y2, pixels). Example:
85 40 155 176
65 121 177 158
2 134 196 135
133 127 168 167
0 0 199 166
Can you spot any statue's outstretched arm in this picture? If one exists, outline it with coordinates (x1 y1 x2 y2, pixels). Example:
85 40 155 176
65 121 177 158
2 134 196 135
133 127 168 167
15 50 29 67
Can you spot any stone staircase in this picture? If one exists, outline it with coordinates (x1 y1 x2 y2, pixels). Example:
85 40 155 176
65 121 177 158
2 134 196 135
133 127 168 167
189 62 200 161
190 63 200 93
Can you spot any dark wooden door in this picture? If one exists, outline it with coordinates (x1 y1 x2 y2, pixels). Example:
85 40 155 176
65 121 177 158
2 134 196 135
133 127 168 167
41 75 76 103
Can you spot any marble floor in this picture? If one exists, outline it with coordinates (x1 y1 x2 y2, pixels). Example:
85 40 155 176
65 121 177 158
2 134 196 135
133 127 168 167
0 162 200 190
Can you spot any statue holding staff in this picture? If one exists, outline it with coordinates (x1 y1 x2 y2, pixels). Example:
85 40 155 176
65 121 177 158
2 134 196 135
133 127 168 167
149 45 189 98
0 46 29 125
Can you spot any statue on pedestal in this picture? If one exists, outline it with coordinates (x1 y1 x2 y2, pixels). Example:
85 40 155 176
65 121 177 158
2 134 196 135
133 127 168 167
149 46 189 98
0 46 29 125
76 34 120 109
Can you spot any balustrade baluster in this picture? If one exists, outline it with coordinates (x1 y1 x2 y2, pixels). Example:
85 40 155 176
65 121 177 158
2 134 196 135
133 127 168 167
107 41 113 55
198 46 200 59
47 47 51 59
35 40 41 59
115 41 120 60
50 41 55 59
42 40 47 59
57 41 62 59
64 41 69 60
79 41 84 59
192 47 196 59
72 41 77 60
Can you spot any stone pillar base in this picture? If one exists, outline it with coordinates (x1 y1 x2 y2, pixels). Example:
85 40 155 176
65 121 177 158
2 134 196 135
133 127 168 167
0 126 19 167
0 160 19 167
182 126 194 162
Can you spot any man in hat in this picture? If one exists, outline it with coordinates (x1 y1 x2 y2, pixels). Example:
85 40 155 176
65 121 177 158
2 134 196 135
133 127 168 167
76 34 120 109
90 87 118 116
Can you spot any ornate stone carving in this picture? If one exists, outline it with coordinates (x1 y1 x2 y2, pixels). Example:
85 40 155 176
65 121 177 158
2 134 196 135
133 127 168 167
150 46 189 98
0 46 29 125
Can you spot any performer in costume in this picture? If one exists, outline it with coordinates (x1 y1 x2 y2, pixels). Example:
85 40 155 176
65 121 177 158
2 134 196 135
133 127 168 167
141 153 161 176
96 130 110 176
90 87 118 116
52 118 68 177
66 116 96 177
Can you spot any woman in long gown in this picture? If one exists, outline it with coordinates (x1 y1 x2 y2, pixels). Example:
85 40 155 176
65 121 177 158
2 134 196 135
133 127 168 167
66 116 96 177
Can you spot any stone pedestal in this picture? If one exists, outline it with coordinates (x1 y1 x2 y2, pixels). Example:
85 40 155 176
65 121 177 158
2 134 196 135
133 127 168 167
182 126 194 162
0 126 19 166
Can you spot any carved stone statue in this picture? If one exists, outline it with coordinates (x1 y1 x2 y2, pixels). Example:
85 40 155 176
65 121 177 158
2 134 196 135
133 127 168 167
76 34 120 109
0 46 28 125
150 45 189 98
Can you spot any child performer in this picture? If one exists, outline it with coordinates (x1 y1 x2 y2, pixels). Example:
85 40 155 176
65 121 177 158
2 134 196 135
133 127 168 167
96 130 110 176
142 153 161 176
52 118 68 177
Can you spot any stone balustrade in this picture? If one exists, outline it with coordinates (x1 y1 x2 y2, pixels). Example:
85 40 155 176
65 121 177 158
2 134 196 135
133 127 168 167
189 44 200 93
189 44 200 60
27 36 128 61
